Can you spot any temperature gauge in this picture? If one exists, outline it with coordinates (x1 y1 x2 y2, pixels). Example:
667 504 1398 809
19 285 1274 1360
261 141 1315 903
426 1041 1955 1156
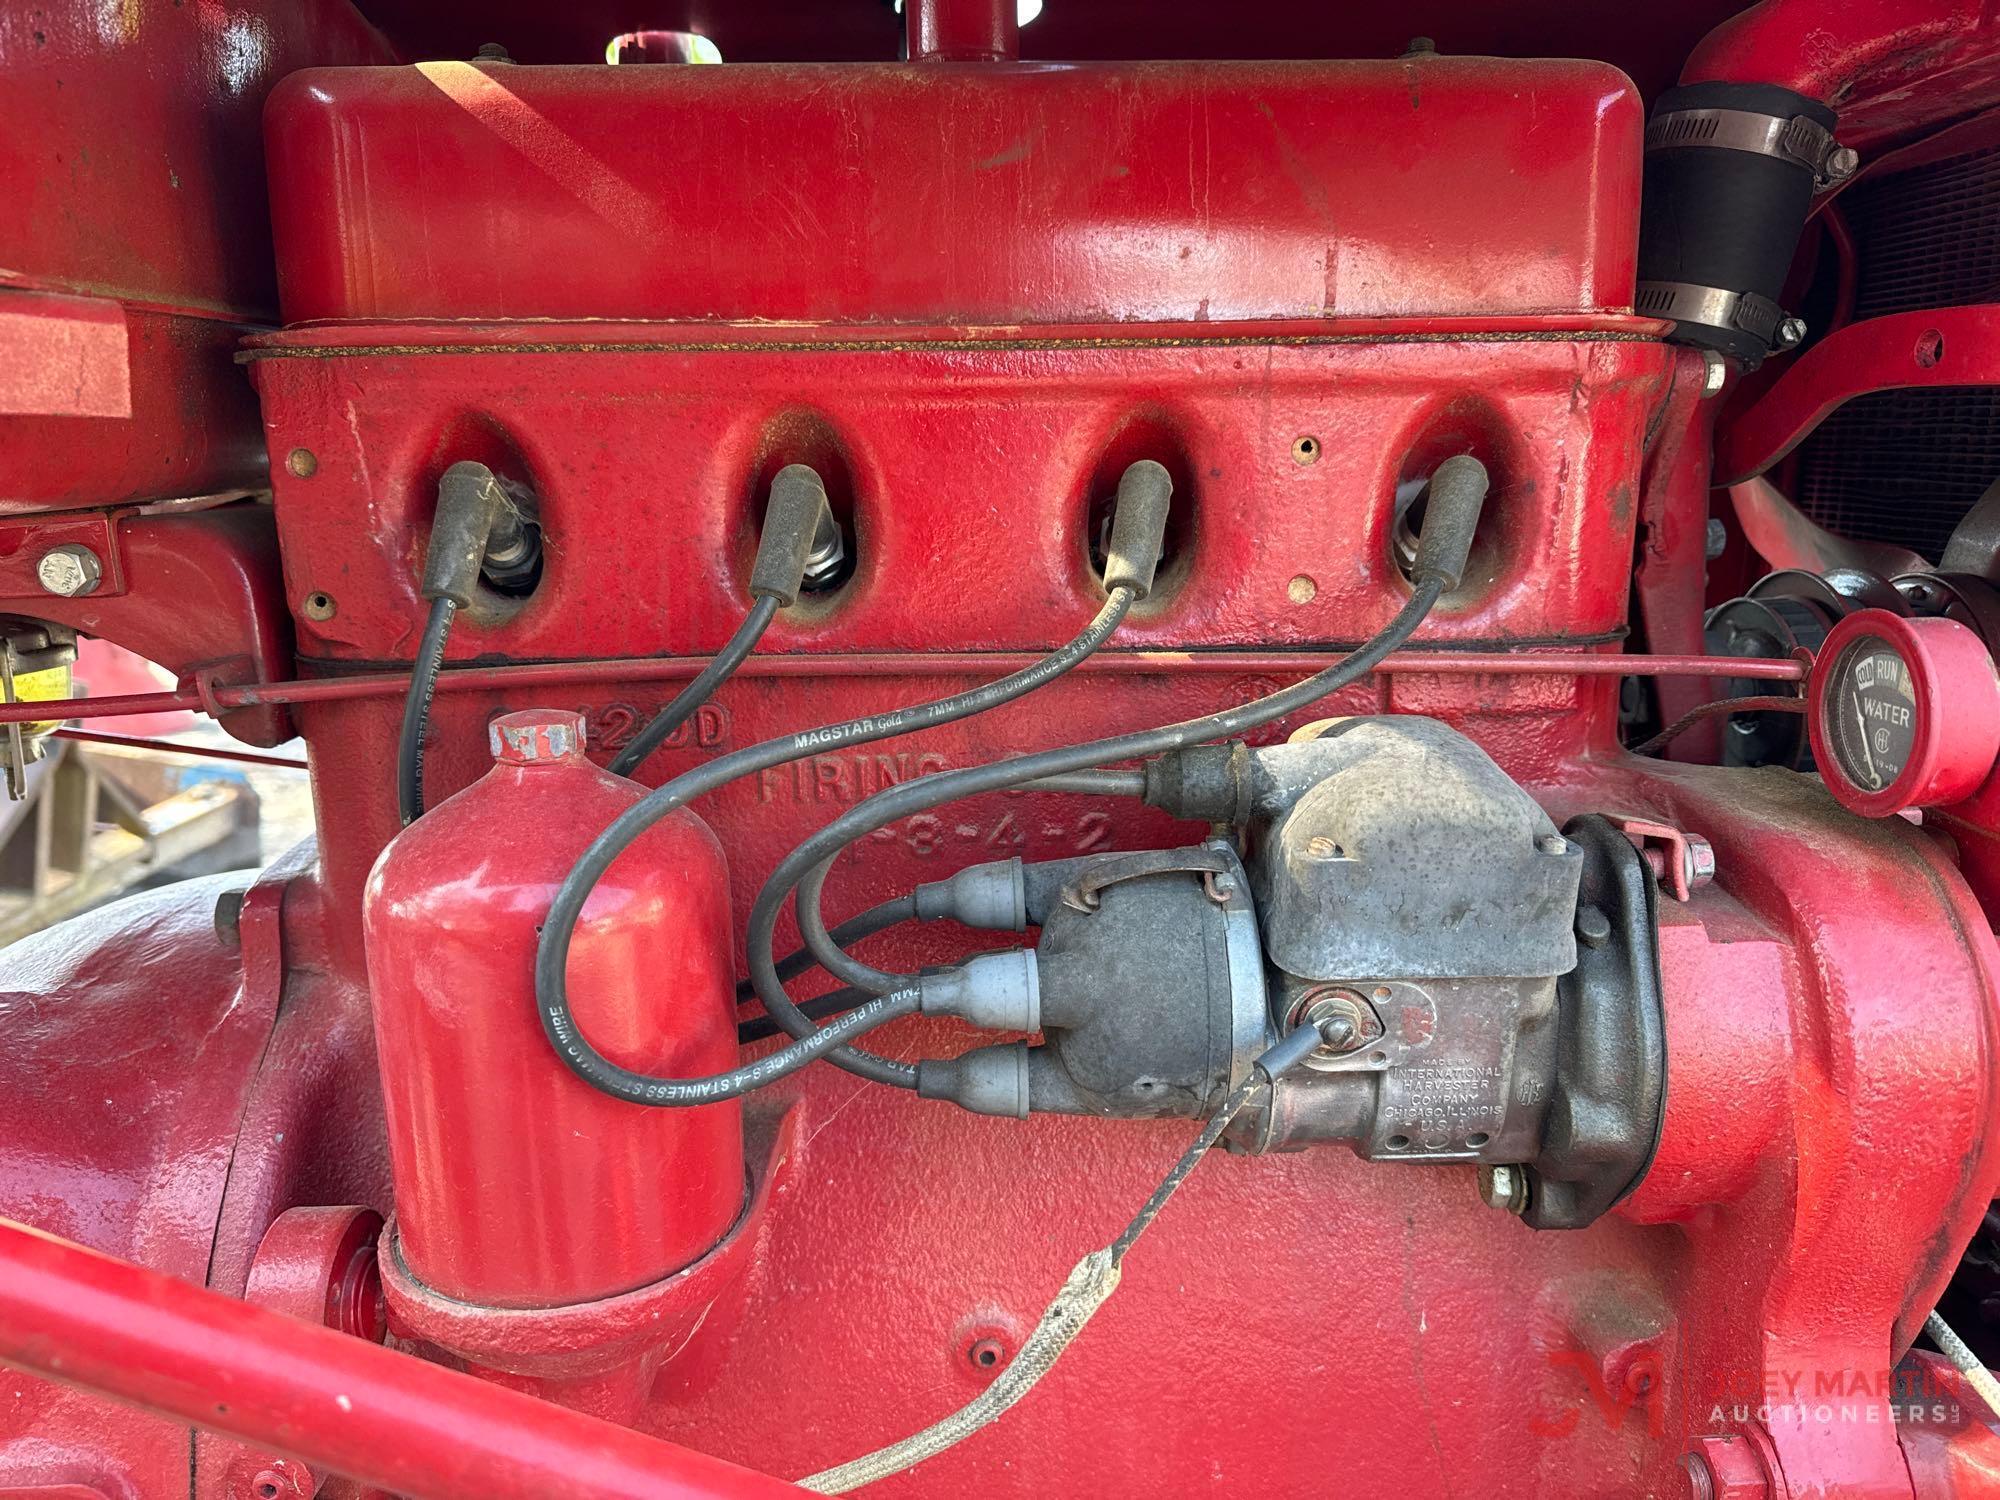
1808 611 2000 816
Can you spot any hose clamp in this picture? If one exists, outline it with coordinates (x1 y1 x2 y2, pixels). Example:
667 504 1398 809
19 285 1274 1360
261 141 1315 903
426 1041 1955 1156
1645 107 1858 189
1635 282 1798 350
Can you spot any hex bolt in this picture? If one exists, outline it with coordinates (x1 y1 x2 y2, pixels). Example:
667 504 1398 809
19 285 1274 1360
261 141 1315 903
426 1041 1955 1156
36 545 102 598
1826 145 1860 183
1478 1164 1530 1215
1682 835 1717 891
1775 317 1808 351
1683 1434 1772 1500
1706 517 1728 559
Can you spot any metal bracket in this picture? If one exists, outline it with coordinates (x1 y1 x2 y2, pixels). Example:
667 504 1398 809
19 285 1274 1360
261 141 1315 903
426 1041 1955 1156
1060 845 1234 913
1604 815 1716 902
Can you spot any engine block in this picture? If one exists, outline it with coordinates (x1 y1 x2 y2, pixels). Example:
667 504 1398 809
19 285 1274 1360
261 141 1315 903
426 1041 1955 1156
3 8 2000 1500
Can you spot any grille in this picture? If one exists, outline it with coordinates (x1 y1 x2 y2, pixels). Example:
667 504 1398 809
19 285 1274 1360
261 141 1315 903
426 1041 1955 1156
1792 140 2000 560
1794 387 2000 561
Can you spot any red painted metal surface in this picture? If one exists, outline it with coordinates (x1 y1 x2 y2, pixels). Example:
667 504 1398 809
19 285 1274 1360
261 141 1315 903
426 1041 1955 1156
244 326 1671 674
0 0 393 511
206 1206 388 1498
0 1218 806 1500
379 1102 797 1425
0 506 298 746
1632 350 1725 759
1586 758 2000 1499
365 710 741 1306
0 875 285 1497
1715 305 2000 484
4 11 2000 1500
262 57 1643 324
1682 0 2000 147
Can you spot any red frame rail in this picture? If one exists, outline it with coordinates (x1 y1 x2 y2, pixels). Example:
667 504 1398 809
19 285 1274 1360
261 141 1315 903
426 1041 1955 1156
0 1218 804 1500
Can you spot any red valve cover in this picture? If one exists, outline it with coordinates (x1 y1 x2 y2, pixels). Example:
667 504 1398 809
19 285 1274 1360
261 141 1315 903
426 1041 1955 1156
263 55 1642 325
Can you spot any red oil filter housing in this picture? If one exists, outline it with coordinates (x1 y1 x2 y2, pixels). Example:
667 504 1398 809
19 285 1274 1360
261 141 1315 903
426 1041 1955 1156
363 708 742 1308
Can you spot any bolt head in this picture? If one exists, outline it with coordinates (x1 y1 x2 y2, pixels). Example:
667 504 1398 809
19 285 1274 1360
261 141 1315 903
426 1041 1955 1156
1537 834 1568 856
36 545 102 598
1775 317 1808 350
1316 1015 1357 1050
1686 1434 1771 1500
1681 835 1717 890
1478 1163 1530 1214
1700 349 1729 397
1705 517 1728 560
1826 145 1859 182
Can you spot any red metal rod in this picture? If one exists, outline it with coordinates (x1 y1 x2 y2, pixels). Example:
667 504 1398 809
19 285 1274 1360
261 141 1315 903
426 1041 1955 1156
0 650 1807 729
53 727 309 769
0 1219 803 1500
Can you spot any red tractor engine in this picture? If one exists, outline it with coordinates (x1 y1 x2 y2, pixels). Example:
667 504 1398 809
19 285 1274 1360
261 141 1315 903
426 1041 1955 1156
4 3 2000 1498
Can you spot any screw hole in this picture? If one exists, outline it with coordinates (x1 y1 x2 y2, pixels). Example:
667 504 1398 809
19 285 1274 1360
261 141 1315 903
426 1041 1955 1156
303 591 336 622
1287 573 1317 604
967 1336 1007 1372
1386 1133 1411 1151
1465 1131 1491 1148
1292 435 1320 465
1916 328 1946 368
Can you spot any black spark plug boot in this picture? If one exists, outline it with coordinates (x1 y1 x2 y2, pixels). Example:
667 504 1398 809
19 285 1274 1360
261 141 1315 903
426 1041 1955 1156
1103 459 1173 599
751 464 838 607
1410 454 1490 594
421 461 541 605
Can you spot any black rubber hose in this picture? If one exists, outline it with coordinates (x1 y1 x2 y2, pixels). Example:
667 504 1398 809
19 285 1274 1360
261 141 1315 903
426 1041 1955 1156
735 895 917 1003
533 587 1137 1103
768 577 1446 1003
609 595 781 778
396 596 457 825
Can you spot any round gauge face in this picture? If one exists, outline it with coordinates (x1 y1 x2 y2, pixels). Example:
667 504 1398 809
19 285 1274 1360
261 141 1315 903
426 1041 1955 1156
1825 636 1920 794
